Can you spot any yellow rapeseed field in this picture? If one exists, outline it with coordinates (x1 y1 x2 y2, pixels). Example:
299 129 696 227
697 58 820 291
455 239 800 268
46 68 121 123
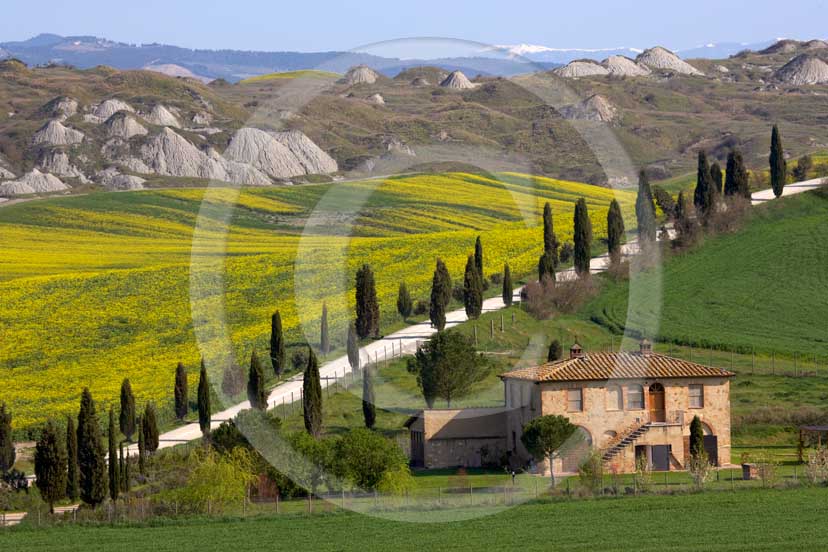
0 172 636 429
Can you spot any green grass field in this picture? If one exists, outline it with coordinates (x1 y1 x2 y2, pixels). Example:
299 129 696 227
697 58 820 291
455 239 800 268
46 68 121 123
3 487 828 551
238 70 340 84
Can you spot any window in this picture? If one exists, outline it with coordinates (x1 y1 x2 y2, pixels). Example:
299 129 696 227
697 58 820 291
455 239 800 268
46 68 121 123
627 384 644 410
607 385 623 411
567 388 583 412
689 384 704 408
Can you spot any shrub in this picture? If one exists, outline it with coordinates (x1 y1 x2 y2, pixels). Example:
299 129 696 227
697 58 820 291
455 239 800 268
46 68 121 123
633 454 652 492
291 348 308 371
489 272 502 285
332 428 408 490
221 362 245 398
805 447 828 485
452 283 465 302
559 242 573 264
578 451 604 494
413 300 428 316
523 276 601 320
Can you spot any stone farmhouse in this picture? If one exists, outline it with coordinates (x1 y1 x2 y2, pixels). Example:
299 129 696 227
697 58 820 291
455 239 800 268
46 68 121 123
406 340 734 474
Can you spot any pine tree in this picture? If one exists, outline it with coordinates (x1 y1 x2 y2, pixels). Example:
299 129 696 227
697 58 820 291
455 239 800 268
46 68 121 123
174 362 188 421
77 388 106 507
347 320 360 371
463 254 484 319
547 339 563 362
694 151 712 212
474 236 484 278
362 364 376 429
137 416 146 476
396 282 413 319
142 403 159 454
0 403 13 474
710 161 723 195
118 379 136 442
429 259 450 331
606 198 625 263
270 311 286 377
320 303 330 355
247 350 267 411
355 264 380 339
635 171 657 245
34 420 67 513
690 415 705 459
107 407 119 502
197 359 211 437
770 124 786 198
573 198 592 275
302 347 323 437
502 263 513 307
542 202 559 264
65 415 78 500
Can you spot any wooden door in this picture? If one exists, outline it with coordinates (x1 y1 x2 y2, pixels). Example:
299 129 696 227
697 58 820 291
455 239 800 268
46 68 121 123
649 383 666 422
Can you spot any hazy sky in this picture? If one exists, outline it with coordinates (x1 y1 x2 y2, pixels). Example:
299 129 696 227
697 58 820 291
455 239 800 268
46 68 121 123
1 0 826 52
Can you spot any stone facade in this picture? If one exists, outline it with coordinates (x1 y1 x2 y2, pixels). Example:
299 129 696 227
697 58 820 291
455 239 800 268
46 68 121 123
407 408 508 469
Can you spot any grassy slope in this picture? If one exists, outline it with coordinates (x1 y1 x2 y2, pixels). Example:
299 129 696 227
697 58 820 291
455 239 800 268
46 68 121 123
4 487 828 551
238 70 340 84
586 189 828 355
0 173 636 430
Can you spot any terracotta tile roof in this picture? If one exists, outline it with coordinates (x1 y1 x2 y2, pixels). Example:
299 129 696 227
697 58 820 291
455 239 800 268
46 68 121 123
500 352 735 382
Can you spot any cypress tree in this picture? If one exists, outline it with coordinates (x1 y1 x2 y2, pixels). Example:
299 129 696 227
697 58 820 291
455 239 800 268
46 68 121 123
247 350 267 411
606 198 625 263
362 364 376 430
573 198 592 275
34 420 67 514
0 403 13 474
142 403 159 454
710 161 723 195
694 151 712 212
725 150 750 198
635 170 657 243
121 442 130 492
107 407 119 502
270 311 286 377
77 388 106 507
197 359 211 437
429 259 450 330
66 415 78 500
320 303 330 355
674 191 699 245
542 202 559 264
770 124 786 198
502 263 513 307
302 347 323 437
118 379 136 442
474 236 484 278
396 282 413 319
547 339 563 362
347 320 360 371
355 264 380 339
174 362 188 421
118 442 126 493
538 251 556 283
463 254 483 319
137 416 146 476
690 415 705 459
724 151 738 196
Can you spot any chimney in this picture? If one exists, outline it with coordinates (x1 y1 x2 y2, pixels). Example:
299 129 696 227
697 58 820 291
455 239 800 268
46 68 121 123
569 343 584 359
639 339 653 356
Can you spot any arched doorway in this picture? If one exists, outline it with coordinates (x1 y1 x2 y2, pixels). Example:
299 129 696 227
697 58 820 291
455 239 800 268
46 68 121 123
649 383 666 423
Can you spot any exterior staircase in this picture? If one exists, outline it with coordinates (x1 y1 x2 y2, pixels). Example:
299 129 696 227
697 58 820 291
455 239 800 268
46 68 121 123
601 422 651 463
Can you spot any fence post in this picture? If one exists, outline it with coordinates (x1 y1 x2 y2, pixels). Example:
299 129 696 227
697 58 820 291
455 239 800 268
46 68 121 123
490 319 494 338
501 314 504 332
730 469 734 491
276 493 280 514
469 484 473 506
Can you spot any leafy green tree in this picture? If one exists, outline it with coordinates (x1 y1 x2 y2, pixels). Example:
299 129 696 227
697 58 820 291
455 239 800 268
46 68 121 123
34 420 67 513
770 124 787 198
320 303 330 355
520 415 578 486
694 151 712 213
547 339 563 362
0 403 13 474
652 186 675 220
347 320 360 371
143 403 159 454
474 235 484 278
406 331 490 408
463 254 483 319
66 415 78 500
502 262 513 306
332 428 408 490
77 388 107 507
247 351 268 411
197 359 211 437
542 202 559 263
396 282 413 319
635 170 657 243
606 198 625 264
573 198 592 275
690 415 705 459
118 379 136 441
725 150 750 198
710 161 723 195
174 362 188 421
355 264 380 339
538 251 556 283
303 347 323 437
362 365 376 430
287 431 335 494
107 407 119 501
429 259 451 331
270 311 286 377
